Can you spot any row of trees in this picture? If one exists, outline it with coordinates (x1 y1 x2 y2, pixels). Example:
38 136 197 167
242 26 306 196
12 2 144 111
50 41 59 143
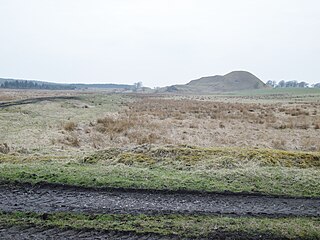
0 80 75 90
266 80 320 88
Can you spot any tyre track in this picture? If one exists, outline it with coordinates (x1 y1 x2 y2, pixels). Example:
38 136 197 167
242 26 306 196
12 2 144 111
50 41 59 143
0 225 285 240
0 226 177 240
1 184 319 217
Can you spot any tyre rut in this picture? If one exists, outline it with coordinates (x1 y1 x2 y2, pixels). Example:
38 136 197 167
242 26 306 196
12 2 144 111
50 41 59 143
0 184 319 217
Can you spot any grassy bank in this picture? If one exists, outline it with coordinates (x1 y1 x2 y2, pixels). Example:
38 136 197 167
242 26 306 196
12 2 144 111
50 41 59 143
1 211 319 239
1 146 319 197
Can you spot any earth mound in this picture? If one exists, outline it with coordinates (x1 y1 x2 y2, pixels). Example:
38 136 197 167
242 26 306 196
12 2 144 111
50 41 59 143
162 71 268 93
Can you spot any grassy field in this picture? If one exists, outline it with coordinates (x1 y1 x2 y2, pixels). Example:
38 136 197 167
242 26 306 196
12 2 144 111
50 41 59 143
233 87 320 96
1 88 320 238
0 92 127 155
1 89 320 153
1 211 319 239
1 146 320 197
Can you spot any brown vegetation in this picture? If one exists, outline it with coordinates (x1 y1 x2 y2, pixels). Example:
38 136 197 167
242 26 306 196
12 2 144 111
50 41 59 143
75 97 320 151
94 115 169 145
0 143 10 154
1 90 319 152
63 122 77 131
60 134 80 147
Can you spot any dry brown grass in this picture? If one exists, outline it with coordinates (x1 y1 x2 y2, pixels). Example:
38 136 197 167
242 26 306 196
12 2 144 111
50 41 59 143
126 98 269 123
271 139 287 150
0 143 10 154
59 134 80 147
93 114 170 145
2 90 319 152
80 97 319 151
63 122 77 131
126 98 319 131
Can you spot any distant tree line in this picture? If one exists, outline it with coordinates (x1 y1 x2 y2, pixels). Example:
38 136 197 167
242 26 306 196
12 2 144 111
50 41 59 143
313 83 320 88
266 80 320 88
0 80 75 90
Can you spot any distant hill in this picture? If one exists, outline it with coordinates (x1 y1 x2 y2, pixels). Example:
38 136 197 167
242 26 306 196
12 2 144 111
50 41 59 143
69 83 134 90
161 71 268 93
0 78 134 90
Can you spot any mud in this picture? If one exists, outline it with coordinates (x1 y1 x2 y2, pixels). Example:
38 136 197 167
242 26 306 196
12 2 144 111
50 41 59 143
1 184 319 217
0 96 80 108
0 225 288 240
0 226 176 240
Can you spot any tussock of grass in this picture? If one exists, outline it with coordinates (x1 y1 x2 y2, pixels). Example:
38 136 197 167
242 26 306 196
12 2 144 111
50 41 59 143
0 143 10 154
1 211 319 239
63 121 77 131
83 146 320 169
0 154 66 164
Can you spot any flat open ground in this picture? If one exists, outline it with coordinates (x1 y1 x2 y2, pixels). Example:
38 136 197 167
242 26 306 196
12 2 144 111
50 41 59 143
1 88 320 239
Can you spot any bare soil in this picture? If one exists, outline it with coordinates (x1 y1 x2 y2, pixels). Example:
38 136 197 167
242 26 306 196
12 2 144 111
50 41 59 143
1 184 319 217
0 226 176 240
0 225 286 240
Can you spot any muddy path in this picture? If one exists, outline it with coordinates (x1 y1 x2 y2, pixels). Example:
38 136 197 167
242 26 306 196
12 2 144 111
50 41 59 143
0 226 176 240
0 225 286 240
0 96 80 108
1 184 319 217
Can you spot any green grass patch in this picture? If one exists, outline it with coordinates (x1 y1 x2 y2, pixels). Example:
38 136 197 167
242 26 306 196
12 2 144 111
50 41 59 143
0 211 319 239
1 146 320 197
1 161 320 197
234 87 320 96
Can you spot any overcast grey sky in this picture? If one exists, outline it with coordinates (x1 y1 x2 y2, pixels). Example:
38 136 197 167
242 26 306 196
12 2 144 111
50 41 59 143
0 0 319 87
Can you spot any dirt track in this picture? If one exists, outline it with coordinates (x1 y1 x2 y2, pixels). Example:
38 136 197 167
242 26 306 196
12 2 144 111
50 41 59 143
0 225 286 240
0 96 79 108
0 226 175 240
1 184 319 217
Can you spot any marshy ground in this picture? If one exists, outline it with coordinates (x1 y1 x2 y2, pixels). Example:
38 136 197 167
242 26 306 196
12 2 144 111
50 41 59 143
1 88 320 239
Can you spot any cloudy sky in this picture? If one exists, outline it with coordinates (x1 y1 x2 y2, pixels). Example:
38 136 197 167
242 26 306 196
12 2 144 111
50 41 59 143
0 0 319 87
